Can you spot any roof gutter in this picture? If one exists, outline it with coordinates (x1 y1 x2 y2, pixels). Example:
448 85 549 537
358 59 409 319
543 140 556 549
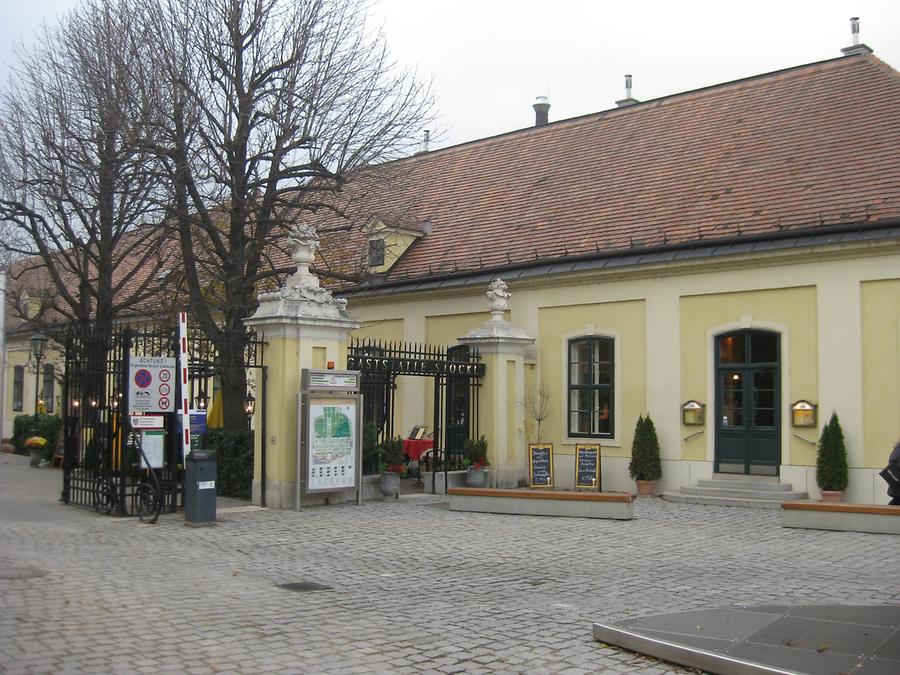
339 219 900 297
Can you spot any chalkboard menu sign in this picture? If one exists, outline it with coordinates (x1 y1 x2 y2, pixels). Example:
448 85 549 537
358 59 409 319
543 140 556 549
575 444 601 489
528 444 554 488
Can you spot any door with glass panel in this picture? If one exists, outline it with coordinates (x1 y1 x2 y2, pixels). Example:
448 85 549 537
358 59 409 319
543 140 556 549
715 330 780 475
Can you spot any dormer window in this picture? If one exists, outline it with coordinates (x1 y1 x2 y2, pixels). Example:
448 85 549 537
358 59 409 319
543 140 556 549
368 239 385 267
364 216 425 273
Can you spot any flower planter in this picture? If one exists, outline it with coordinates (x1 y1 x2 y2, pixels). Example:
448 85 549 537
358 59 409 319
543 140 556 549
467 466 487 488
379 471 400 500
29 448 44 467
820 490 844 503
635 480 656 497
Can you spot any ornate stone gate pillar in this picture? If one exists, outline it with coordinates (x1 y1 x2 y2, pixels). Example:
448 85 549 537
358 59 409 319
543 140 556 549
458 279 534 487
246 224 359 508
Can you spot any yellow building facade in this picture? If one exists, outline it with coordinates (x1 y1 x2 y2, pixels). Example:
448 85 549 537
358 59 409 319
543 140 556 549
345 237 900 502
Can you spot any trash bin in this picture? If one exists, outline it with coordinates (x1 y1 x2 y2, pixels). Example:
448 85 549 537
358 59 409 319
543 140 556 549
185 450 217 525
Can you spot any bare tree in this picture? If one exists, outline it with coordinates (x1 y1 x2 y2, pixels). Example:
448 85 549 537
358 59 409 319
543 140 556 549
139 0 435 429
525 381 555 442
0 0 171 337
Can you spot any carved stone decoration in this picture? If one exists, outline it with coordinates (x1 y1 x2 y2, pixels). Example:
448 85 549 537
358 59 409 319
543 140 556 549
250 222 355 324
459 278 533 344
486 277 511 319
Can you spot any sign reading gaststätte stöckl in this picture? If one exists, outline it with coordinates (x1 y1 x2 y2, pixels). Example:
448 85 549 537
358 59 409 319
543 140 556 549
129 356 176 413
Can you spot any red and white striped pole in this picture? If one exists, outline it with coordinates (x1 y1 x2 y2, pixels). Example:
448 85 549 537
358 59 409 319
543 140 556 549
179 311 191 463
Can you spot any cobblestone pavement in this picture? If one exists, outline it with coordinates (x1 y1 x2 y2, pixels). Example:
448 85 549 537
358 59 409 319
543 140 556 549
3 454 900 674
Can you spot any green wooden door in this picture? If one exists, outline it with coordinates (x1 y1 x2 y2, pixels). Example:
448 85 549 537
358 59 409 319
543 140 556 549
715 331 780 475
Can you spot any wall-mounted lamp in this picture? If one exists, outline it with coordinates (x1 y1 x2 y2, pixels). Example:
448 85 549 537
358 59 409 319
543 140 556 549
195 392 209 411
682 400 706 426
243 392 256 417
791 400 817 428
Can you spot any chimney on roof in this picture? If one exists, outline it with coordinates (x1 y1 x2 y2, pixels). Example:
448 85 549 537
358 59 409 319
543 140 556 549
841 16 873 56
423 129 431 152
615 74 640 108
532 96 550 126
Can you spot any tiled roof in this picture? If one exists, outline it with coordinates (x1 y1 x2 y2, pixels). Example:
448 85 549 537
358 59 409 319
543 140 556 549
7 52 900 326
313 52 900 286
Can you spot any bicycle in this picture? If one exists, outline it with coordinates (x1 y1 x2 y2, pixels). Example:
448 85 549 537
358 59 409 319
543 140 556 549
91 455 161 524
134 477 161 523
92 474 118 515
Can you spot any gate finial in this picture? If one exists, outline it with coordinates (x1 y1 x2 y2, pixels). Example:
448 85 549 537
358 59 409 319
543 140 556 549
486 278 510 320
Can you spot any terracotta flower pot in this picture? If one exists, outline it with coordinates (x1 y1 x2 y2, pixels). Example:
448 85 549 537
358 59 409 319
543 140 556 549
635 480 656 497
820 490 844 502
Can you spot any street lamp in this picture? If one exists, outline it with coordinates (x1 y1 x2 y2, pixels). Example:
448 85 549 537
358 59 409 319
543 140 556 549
30 333 48 414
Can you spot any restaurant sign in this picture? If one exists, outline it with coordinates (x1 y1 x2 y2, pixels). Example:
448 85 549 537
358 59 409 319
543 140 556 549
346 354 485 377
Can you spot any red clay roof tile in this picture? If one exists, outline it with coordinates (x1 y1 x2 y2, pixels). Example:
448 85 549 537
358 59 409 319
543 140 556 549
310 53 900 287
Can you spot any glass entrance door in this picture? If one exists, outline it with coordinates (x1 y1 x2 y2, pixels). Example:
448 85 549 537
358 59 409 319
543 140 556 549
715 331 780 475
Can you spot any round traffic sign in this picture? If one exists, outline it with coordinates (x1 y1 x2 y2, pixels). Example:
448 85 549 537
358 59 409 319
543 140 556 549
134 369 153 388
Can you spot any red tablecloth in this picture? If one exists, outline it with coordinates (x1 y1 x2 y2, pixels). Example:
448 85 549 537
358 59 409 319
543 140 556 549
403 438 433 461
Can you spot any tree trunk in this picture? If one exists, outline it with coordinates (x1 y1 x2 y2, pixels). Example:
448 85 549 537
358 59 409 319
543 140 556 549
217 335 250 432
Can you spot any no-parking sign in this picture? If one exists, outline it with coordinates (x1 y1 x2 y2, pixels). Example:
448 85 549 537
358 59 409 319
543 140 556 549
129 356 177 413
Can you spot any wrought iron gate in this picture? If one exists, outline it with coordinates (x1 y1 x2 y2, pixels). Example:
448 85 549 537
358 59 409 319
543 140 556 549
61 324 266 513
347 339 484 484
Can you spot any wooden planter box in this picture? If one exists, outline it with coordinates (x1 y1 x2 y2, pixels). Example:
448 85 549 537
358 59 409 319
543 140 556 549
448 487 634 520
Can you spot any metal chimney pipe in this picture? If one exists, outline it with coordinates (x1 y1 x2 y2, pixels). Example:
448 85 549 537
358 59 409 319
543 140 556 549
625 74 633 100
423 129 430 152
533 96 550 127
850 17 860 45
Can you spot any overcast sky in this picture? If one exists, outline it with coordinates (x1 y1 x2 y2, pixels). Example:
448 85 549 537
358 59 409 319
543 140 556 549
1 0 898 149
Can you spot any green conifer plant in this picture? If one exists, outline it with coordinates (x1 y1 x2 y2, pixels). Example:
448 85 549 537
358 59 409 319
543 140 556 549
816 412 849 491
628 415 662 481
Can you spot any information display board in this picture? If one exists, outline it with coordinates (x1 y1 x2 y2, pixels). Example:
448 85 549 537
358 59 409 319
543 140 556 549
574 444 601 489
306 398 358 492
140 431 166 469
128 356 176 413
528 444 554 488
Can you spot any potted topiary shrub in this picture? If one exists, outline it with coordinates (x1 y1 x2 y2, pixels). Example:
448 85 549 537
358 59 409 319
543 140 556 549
816 412 849 502
463 435 489 487
378 436 404 500
629 415 662 496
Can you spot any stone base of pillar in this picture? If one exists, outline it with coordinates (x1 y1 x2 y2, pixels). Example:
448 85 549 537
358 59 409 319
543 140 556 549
252 479 381 509
493 468 527 488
